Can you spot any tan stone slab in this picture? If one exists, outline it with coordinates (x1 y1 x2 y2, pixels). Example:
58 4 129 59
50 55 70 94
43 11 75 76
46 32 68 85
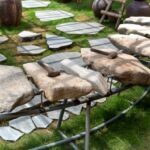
23 62 92 102
81 48 150 85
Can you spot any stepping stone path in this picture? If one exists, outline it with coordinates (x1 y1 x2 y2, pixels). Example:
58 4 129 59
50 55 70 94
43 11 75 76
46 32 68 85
17 45 46 55
22 0 50 8
18 31 42 42
88 38 119 55
35 10 74 22
46 34 73 50
0 126 23 141
0 54 7 62
9 116 36 134
41 52 86 71
66 104 83 115
0 36 8 44
56 22 104 34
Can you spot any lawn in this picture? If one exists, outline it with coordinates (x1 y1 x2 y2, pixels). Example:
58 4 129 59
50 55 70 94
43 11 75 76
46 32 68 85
0 0 150 150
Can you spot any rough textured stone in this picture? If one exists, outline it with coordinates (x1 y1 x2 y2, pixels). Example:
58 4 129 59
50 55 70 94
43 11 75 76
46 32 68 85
109 34 150 57
46 34 73 50
0 36 8 44
56 22 104 34
18 31 42 42
60 59 108 95
0 65 34 112
0 54 7 62
23 62 92 102
35 10 74 22
81 48 150 85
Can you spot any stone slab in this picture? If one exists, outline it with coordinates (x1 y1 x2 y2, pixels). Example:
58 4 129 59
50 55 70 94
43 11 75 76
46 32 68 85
35 10 74 22
0 36 8 44
89 38 119 55
9 116 36 134
46 34 73 50
17 45 46 55
22 0 50 8
0 126 24 141
0 54 7 62
0 65 34 112
66 104 83 115
32 115 53 128
56 22 104 34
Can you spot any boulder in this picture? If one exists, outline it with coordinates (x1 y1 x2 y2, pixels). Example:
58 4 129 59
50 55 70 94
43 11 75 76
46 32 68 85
0 65 34 112
23 62 92 102
81 48 150 85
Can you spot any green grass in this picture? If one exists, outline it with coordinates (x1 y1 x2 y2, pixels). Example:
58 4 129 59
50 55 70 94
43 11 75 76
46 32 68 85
0 0 150 150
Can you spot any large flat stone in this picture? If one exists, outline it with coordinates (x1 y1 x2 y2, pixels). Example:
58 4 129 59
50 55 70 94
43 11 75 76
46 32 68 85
0 65 34 112
109 34 150 57
56 22 104 35
66 104 83 115
81 48 150 85
23 62 92 102
35 10 74 22
0 36 8 44
0 54 7 62
60 59 108 95
46 34 73 50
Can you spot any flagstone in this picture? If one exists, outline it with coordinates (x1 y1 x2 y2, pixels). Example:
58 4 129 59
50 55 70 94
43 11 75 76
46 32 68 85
0 36 8 44
0 54 7 62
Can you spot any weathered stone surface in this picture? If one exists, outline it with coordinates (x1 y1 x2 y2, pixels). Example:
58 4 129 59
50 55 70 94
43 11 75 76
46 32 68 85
17 45 46 55
18 31 42 42
118 24 150 38
81 48 150 85
0 65 34 112
109 34 150 57
46 34 73 50
60 59 108 95
0 36 8 44
35 10 74 22
66 104 83 115
124 17 150 26
23 62 92 102
0 54 7 62
22 0 50 8
56 22 104 35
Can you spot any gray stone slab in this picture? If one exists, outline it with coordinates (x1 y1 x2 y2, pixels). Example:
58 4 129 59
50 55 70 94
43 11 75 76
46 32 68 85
89 38 119 55
56 22 104 35
22 0 50 8
9 116 36 134
66 104 83 115
47 110 69 120
32 115 53 128
0 126 24 141
35 10 74 22
18 31 42 42
46 34 73 50
96 97 107 103
0 36 8 44
17 45 46 55
82 101 96 108
0 54 7 62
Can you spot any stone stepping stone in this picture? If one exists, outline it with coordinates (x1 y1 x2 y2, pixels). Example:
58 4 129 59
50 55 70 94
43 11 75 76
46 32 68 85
41 52 86 71
9 116 36 134
46 34 73 50
18 31 42 42
47 110 69 120
35 10 74 22
32 115 53 128
0 54 7 62
88 38 119 55
22 0 50 8
82 101 96 108
96 97 107 103
17 45 46 55
66 104 83 115
0 36 8 44
56 22 104 35
0 126 24 142
124 17 150 26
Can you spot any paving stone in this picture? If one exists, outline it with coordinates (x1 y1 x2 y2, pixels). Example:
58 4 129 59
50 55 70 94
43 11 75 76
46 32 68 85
9 116 36 134
18 31 42 42
35 10 74 22
0 36 8 44
89 38 119 55
47 110 69 120
66 104 83 115
56 22 104 34
0 54 7 62
82 101 96 108
22 0 50 8
96 97 107 103
32 115 53 128
17 45 46 55
46 34 73 50
0 126 24 141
